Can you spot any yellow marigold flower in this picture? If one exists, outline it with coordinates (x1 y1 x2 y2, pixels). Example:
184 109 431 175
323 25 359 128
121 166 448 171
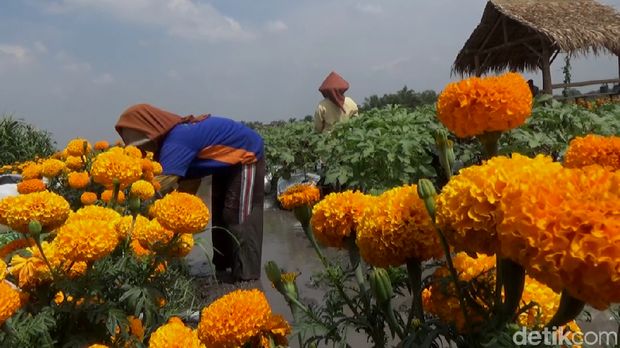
0 259 6 281
80 192 98 205
168 233 194 257
65 156 84 170
498 165 620 310
67 205 121 225
311 190 373 248
16 179 46 194
124 145 143 158
152 162 163 175
0 196 15 225
151 192 210 234
149 317 204 348
115 215 133 240
132 215 174 250
141 159 154 173
452 252 495 281
356 185 441 267
41 159 66 177
564 134 620 171
2 191 70 233
54 219 120 262
66 138 92 156
198 289 272 347
21 163 42 179
131 180 155 200
436 72 533 138
67 171 90 189
436 154 563 255
0 281 22 325
277 183 321 210
91 151 143 187
9 242 59 287
94 140 110 151
101 189 126 204
518 276 561 328
87 345 109 348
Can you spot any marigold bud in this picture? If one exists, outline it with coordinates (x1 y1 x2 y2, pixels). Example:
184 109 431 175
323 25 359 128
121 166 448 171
28 220 42 235
370 268 393 305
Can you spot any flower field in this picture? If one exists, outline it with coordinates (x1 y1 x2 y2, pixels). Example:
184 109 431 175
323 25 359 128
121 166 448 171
0 71 619 347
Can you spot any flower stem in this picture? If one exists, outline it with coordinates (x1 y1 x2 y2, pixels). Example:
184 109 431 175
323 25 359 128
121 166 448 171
406 259 424 329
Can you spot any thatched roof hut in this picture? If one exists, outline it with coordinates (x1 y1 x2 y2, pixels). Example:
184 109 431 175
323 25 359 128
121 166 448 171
453 0 620 93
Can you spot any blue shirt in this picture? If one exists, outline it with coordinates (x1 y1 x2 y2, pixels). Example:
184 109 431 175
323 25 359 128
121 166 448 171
158 116 264 178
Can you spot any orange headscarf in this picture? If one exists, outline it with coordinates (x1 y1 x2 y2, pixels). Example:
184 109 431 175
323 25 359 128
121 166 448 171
115 104 210 143
319 71 350 111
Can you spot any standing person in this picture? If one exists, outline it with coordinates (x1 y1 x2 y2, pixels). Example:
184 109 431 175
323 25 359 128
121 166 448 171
115 103 265 282
314 71 359 133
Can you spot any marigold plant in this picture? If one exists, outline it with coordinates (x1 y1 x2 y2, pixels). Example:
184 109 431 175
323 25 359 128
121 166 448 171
66 138 91 156
41 159 65 178
311 190 373 248
277 183 321 210
356 184 441 267
436 72 532 138
132 215 174 251
67 171 90 189
20 163 42 180
564 134 620 171
53 219 120 262
0 281 22 325
130 180 155 200
90 151 143 187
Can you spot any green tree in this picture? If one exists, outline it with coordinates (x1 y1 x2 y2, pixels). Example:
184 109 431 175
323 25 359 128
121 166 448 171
360 86 437 111
0 115 56 166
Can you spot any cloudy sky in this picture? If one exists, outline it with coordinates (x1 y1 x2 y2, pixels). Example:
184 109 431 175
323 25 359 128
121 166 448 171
1 0 618 145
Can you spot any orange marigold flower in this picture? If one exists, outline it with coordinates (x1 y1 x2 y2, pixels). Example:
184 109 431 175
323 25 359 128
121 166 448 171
130 180 155 200
101 189 126 204
66 205 121 225
149 317 204 348
436 154 563 256
0 281 23 325
67 171 90 189
87 345 109 348
498 165 620 310
356 185 441 267
65 156 84 170
54 219 120 262
150 192 210 234
94 140 110 151
564 134 620 171
311 190 373 248
80 192 98 205
518 276 562 328
91 151 143 187
168 233 194 257
198 289 273 347
277 183 321 210
132 215 174 251
17 179 47 194
21 163 42 179
2 191 70 233
254 314 291 348
66 138 92 156
141 158 154 173
436 72 533 138
130 239 153 257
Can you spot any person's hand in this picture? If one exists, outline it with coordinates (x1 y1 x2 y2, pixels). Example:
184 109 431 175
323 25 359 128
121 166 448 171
155 174 179 194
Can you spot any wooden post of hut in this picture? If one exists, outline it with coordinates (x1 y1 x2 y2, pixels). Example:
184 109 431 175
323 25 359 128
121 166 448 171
541 45 553 95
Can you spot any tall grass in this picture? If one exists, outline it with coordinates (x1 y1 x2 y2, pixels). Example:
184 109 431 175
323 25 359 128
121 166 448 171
0 114 56 166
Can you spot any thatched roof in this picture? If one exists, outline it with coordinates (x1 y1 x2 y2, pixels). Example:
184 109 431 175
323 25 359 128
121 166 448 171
453 0 620 76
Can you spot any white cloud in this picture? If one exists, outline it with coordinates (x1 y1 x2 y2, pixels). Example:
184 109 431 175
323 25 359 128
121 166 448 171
34 42 48 54
93 73 114 85
265 20 288 33
46 0 254 42
355 3 383 15
0 44 30 61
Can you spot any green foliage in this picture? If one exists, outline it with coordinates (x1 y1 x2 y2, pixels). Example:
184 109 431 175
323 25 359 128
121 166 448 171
256 120 323 180
361 86 437 112
317 105 441 192
0 116 56 166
